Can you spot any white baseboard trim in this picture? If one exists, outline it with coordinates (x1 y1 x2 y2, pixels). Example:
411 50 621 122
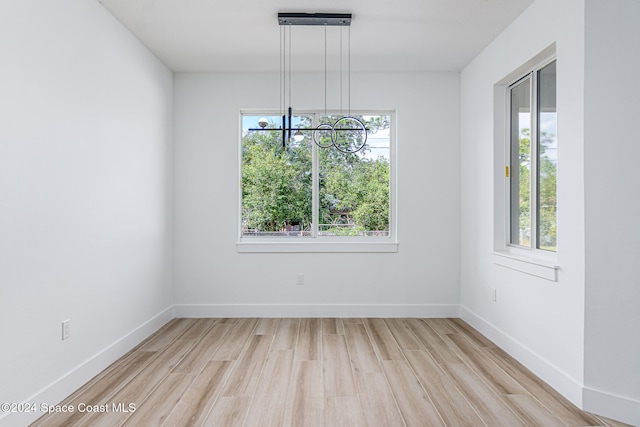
173 304 460 318
583 386 640 427
459 305 584 408
0 306 173 427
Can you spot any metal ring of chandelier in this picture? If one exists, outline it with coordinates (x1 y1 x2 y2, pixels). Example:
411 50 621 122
312 116 368 153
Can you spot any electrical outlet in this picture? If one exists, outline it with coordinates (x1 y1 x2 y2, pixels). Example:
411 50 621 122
491 288 497 302
62 319 71 340
296 273 304 285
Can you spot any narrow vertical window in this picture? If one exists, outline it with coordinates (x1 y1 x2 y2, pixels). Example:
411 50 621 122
510 77 532 247
536 61 557 251
508 59 557 252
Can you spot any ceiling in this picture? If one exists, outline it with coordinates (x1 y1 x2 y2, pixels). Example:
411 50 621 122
97 0 534 73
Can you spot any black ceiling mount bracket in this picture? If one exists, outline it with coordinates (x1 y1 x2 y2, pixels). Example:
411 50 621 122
277 13 352 26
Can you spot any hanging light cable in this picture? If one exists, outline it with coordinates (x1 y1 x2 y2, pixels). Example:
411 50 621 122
340 25 343 117
281 24 286 147
324 23 327 118
314 22 334 148
348 24 351 117
249 12 367 153
279 25 282 119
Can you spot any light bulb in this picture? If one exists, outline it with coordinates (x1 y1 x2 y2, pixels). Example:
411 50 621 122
293 130 305 142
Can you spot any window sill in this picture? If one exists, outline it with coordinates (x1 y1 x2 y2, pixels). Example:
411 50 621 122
237 241 399 253
492 251 558 281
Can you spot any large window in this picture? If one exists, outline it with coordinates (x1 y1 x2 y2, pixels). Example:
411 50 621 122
508 60 557 252
239 111 394 247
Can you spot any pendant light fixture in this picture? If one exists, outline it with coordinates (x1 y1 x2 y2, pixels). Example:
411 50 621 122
249 12 368 153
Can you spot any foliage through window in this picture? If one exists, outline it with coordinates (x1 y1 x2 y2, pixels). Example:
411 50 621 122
509 60 557 252
241 112 392 239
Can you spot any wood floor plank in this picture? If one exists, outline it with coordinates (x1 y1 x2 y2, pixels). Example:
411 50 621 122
210 318 258 361
482 345 604 426
381 359 446 426
440 362 527 426
423 318 459 335
254 318 280 335
344 323 382 373
162 360 233 427
283 360 323 427
222 334 273 397
403 350 486 427
129 318 178 350
216 318 238 324
203 396 251 427
35 350 157 427
138 318 197 352
363 318 404 360
354 372 405 427
171 323 233 374
243 349 294 426
79 338 196 426
383 318 423 350
323 334 357 396
448 318 496 348
322 318 344 335
296 318 321 360
504 394 566 427
324 396 367 427
272 318 300 350
405 318 462 364
120 372 194 427
444 332 527 395
180 318 217 341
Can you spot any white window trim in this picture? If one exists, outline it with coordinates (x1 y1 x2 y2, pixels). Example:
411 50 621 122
237 109 398 253
493 44 558 280
491 251 558 281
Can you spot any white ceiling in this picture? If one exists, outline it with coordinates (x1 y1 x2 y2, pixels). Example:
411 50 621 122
97 0 534 73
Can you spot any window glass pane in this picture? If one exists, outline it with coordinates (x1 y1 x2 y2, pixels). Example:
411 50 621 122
537 61 557 251
318 115 390 236
241 115 312 236
510 78 531 247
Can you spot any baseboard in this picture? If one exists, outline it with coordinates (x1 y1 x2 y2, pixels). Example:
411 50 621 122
459 305 584 407
0 306 173 427
173 303 460 318
583 386 640 427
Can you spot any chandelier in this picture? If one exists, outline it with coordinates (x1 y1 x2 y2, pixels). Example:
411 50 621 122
249 12 368 154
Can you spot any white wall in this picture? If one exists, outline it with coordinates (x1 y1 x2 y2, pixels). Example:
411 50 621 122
460 0 587 406
461 0 640 424
173 71 461 317
582 0 640 424
0 1 173 425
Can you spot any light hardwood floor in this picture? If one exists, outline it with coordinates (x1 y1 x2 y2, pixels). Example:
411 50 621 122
32 318 631 427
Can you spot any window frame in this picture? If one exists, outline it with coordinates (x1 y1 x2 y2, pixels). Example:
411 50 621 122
507 57 557 253
492 47 558 279
237 109 398 253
